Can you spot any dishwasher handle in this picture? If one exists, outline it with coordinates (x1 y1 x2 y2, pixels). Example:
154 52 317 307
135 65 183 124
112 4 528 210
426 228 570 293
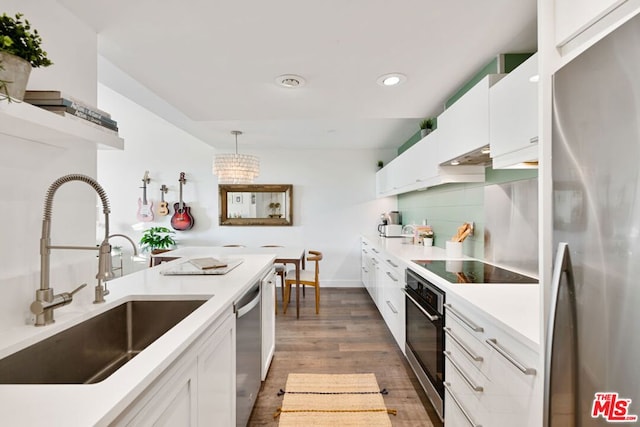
235 286 261 318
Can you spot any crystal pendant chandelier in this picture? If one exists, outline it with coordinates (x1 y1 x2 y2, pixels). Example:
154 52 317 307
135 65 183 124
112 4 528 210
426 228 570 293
213 130 260 184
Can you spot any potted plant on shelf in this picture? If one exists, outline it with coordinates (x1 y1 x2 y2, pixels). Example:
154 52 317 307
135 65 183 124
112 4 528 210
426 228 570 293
0 12 53 102
139 226 176 255
419 117 435 138
268 202 281 218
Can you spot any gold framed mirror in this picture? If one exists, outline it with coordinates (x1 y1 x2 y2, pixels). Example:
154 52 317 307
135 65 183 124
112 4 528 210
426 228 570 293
219 184 293 226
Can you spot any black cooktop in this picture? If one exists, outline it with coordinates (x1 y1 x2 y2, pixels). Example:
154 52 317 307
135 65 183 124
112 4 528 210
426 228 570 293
412 260 538 284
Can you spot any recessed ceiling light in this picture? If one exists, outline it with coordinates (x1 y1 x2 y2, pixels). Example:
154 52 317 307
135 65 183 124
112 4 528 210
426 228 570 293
481 147 491 154
529 74 540 83
376 73 407 87
275 74 306 88
450 160 460 166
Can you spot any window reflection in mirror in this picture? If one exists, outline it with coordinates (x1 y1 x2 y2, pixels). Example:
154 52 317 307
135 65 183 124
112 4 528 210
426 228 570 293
219 184 292 226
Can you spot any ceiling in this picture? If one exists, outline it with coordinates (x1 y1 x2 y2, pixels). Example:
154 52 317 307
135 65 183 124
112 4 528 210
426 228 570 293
58 0 537 151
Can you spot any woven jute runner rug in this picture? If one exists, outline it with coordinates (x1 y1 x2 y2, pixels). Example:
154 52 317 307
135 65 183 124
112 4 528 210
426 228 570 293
275 373 395 426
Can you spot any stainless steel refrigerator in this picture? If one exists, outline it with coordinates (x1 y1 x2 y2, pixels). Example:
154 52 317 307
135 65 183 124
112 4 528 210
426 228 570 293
546 12 640 426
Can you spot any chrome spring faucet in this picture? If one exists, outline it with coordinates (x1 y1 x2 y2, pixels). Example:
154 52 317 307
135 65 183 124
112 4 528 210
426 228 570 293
32 174 114 326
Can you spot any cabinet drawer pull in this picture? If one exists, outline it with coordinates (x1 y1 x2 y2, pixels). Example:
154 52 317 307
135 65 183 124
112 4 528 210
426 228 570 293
372 248 380 254
385 271 399 282
362 267 369 273
485 338 536 376
386 259 399 268
445 327 483 362
444 382 482 427
386 300 398 314
371 258 379 265
444 351 484 392
445 304 484 332
529 136 539 144
362 249 368 254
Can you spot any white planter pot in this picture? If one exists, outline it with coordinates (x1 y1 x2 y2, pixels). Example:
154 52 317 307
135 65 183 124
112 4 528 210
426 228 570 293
0 51 32 101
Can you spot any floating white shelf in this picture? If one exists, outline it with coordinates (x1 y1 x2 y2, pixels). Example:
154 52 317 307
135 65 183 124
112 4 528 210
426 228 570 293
0 101 124 150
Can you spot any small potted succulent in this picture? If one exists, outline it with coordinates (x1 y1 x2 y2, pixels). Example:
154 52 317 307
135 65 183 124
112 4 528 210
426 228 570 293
419 118 435 138
139 226 176 254
0 12 53 101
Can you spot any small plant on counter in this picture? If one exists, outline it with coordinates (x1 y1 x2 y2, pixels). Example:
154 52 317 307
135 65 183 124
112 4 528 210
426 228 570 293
139 226 176 253
377 160 384 170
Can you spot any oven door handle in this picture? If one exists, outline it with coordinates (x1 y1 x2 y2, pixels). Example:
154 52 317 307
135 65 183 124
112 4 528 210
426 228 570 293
403 289 439 321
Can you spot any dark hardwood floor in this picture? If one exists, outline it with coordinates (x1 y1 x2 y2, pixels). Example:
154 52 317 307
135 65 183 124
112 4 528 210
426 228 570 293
248 287 443 427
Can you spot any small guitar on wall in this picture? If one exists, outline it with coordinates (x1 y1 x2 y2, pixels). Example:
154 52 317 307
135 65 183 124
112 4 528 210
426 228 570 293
137 171 154 222
171 172 194 231
158 184 170 216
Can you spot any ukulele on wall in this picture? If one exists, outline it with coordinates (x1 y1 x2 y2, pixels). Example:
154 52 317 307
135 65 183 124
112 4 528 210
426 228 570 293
158 184 170 216
136 171 154 222
170 172 194 231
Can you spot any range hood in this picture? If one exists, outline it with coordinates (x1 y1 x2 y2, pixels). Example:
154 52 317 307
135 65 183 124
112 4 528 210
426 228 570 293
441 145 492 166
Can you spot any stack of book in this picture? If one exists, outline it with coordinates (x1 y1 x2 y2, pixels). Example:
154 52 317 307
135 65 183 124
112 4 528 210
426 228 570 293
23 90 119 135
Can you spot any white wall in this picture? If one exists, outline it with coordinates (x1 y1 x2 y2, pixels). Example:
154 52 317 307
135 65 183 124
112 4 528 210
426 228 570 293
0 2 99 329
97 84 397 287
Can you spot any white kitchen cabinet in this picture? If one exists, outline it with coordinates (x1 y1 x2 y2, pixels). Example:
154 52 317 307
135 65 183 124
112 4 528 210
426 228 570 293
437 74 504 165
361 241 377 304
375 130 485 197
444 296 542 427
0 101 124 150
555 0 628 47
261 269 276 381
197 311 236 425
114 309 236 426
490 53 539 169
361 239 406 353
378 254 406 351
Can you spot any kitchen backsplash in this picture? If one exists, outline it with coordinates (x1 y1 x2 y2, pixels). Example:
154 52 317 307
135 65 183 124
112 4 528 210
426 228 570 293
398 168 537 261
484 177 538 276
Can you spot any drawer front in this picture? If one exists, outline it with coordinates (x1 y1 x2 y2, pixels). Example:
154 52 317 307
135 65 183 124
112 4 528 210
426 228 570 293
445 314 489 377
444 377 487 427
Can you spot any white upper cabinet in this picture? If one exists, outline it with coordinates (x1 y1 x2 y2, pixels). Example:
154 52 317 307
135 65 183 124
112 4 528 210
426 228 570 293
489 53 539 168
437 74 503 165
555 0 628 47
375 129 485 198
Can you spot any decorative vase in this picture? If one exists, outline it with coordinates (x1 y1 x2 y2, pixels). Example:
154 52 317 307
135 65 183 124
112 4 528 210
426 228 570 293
420 128 432 138
0 51 32 101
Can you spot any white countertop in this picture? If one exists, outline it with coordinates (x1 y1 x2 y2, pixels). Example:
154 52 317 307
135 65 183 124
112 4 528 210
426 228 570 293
0 249 275 426
362 235 541 350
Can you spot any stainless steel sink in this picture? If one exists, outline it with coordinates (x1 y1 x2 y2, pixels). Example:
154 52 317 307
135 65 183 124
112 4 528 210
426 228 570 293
0 299 206 384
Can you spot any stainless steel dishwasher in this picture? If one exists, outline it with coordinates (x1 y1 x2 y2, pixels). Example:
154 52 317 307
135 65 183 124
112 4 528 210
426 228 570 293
235 282 262 427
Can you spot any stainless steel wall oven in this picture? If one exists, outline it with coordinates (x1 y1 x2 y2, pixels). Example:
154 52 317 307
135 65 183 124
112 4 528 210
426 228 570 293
404 268 445 421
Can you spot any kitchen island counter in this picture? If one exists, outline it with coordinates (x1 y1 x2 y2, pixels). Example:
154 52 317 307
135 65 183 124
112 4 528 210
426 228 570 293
0 249 275 426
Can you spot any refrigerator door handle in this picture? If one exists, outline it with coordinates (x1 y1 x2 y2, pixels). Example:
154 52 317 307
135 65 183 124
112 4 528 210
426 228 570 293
543 242 579 427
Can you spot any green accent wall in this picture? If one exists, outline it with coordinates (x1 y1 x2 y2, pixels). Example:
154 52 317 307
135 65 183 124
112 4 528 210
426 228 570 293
445 58 499 109
504 53 535 73
397 168 537 258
